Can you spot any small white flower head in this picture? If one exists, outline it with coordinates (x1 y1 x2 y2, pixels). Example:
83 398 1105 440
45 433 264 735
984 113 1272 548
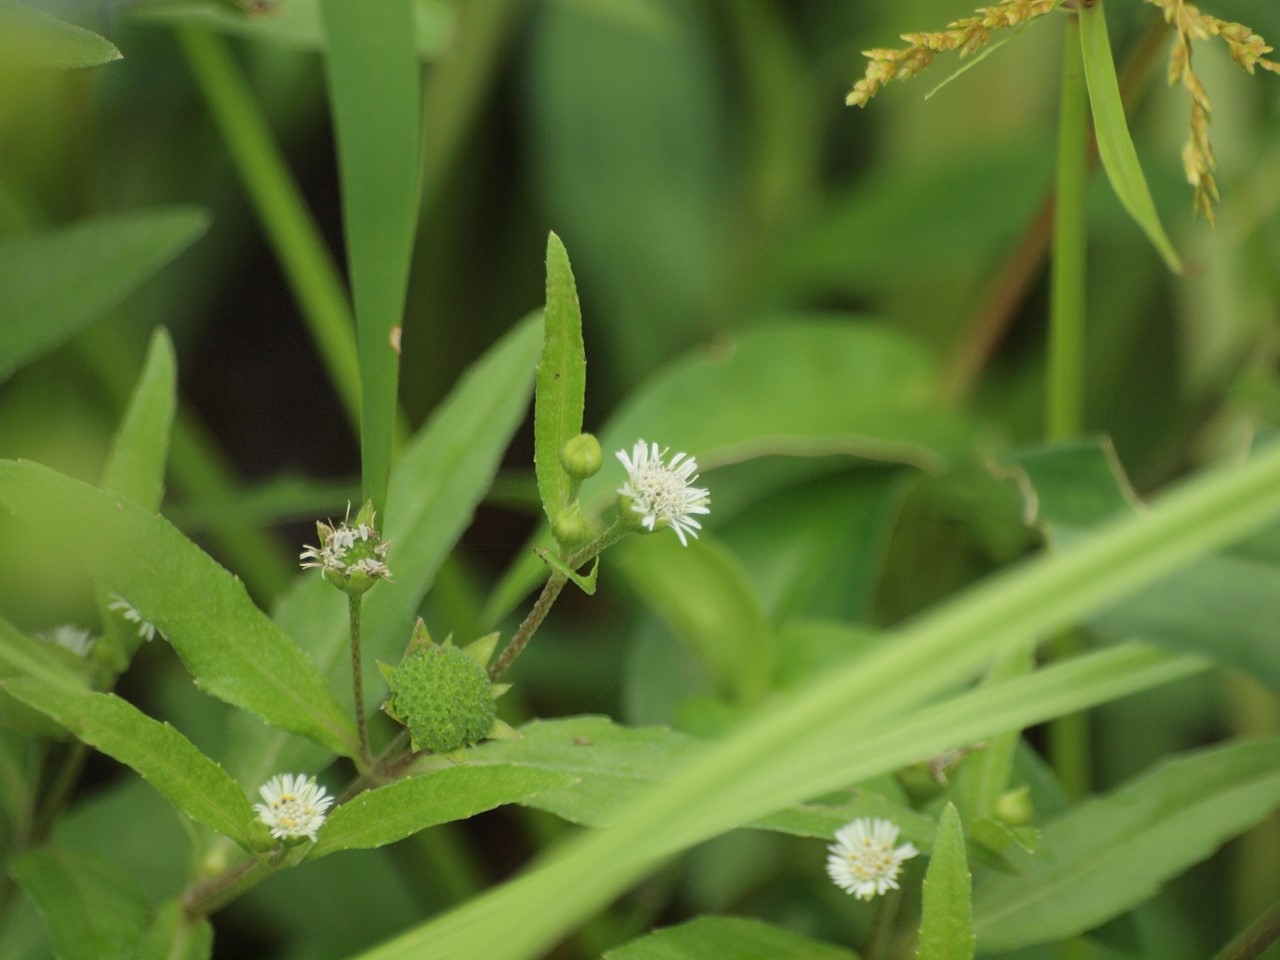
300 501 392 596
826 817 919 900
254 773 334 843
106 594 159 642
39 625 95 657
615 440 710 546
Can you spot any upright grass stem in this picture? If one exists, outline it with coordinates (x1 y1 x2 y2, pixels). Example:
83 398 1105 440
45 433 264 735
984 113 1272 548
1045 10 1094 807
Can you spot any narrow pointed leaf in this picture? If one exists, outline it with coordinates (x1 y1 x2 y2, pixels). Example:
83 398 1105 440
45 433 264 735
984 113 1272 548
0 4 121 69
973 737 1280 949
604 916 856 960
0 461 359 757
535 232 587 527
101 328 176 511
917 803 974 960
0 210 207 384
1079 0 1180 272
11 847 148 960
5 679 256 848
310 764 576 858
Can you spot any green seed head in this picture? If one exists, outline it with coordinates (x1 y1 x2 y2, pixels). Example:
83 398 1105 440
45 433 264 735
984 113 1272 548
386 643 497 755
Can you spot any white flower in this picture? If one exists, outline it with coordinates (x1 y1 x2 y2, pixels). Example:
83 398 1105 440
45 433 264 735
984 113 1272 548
254 773 334 842
107 594 159 642
616 440 711 546
299 508 392 586
39 625 95 657
826 817 919 900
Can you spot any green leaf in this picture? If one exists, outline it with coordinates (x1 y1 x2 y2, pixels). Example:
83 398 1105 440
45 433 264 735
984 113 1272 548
615 533 775 704
226 316 541 786
320 0 421 517
0 2 121 69
487 319 976 624
972 737 1280 949
349 443 1280 960
101 327 176 512
917 804 974 960
603 916 857 960
0 461 359 757
129 901 213 960
133 0 452 57
535 231 588 529
537 549 598 595
5 680 256 847
953 641 1033 823
0 210 206 385
0 617 91 693
310 764 576 858
11 847 148 960
1078 0 1181 272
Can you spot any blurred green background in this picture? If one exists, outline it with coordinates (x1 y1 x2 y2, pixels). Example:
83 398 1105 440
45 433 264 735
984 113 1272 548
1 1 1279 957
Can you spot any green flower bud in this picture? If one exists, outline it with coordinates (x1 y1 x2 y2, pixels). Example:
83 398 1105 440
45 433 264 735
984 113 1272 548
552 504 592 548
561 433 603 480
993 784 1033 826
300 501 392 597
616 493 651 534
385 643 497 755
245 819 277 855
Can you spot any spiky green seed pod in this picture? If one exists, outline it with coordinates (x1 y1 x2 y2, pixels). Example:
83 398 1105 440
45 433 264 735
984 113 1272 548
385 644 497 755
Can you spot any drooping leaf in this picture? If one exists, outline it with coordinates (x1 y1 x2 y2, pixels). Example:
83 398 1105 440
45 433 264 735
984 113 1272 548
972 737 1280 949
11 847 148 960
917 803 974 960
0 461 359 757
0 3 121 69
615 533 774 704
534 231 587 529
129 901 213 960
226 316 541 786
319 0 421 517
1078 0 1181 272
0 209 207 384
310 764 576 858
603 916 856 960
4 679 256 848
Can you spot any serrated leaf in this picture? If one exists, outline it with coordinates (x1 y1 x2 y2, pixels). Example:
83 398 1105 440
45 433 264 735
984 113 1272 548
311 764 576 858
1079 0 1180 272
616 533 774 704
0 209 207 384
129 901 212 960
11 847 148 960
917 803 974 960
5 679 256 847
972 737 1280 949
223 316 542 787
534 231 587 528
0 461 359 757
603 915 856 960
0 2 121 69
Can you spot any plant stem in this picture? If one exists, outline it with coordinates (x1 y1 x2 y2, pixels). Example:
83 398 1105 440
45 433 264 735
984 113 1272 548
182 856 266 918
489 519 632 681
1045 10 1093 803
350 593 373 769
32 741 88 843
1211 897 1280 960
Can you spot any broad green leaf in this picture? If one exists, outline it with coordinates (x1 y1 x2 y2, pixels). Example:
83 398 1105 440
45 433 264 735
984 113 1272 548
535 232 587 529
603 916 857 960
320 0 421 517
0 209 207 384
917 804 974 960
134 0 452 56
11 847 148 960
0 2 121 69
129 901 212 960
0 461 359 757
487 319 977 623
101 327 176 512
1079 0 1181 272
310 764 576 858
616 533 774 704
4 679 256 848
226 316 541 787
972 737 1280 949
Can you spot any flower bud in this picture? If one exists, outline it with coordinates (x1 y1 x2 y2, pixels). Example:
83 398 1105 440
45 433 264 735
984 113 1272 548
994 784 1033 826
245 819 277 855
561 433 603 480
552 504 592 548
299 501 392 597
